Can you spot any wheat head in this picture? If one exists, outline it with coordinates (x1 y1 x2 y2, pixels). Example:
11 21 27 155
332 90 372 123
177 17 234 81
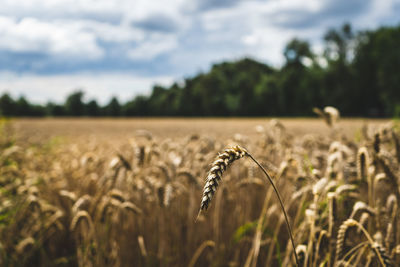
199 145 247 211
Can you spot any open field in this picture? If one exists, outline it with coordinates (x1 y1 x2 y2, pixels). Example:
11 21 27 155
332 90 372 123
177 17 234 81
13 118 390 143
1 118 400 266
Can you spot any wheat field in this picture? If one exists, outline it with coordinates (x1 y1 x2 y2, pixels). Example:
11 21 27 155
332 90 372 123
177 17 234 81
1 117 399 266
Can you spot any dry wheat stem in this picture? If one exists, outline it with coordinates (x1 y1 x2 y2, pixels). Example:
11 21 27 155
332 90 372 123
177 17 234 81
247 153 300 267
188 240 215 267
314 230 328 267
392 130 400 164
137 236 147 257
340 241 369 264
372 243 394 267
344 243 370 266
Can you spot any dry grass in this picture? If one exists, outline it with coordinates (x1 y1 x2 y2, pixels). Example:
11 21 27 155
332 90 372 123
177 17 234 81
0 117 399 266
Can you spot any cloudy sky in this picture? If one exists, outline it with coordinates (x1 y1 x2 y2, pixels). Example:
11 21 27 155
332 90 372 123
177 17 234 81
0 0 399 104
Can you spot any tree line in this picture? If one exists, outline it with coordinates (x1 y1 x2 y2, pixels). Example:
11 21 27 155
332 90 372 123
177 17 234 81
1 23 400 117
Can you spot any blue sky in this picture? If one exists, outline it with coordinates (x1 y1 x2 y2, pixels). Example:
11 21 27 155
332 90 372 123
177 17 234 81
0 0 399 104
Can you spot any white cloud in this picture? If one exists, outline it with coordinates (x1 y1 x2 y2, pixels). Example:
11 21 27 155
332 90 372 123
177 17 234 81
68 19 145 43
264 0 322 13
241 27 294 66
0 72 174 104
0 0 128 21
356 0 398 28
0 16 103 60
128 34 178 61
0 0 187 25
197 1 311 66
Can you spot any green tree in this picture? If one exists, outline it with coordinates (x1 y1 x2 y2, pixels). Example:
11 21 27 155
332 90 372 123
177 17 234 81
30 105 46 117
46 102 65 116
86 100 100 116
284 38 314 66
322 23 356 114
104 97 121 116
65 91 85 116
353 26 400 116
15 96 31 116
276 39 317 116
0 93 16 117
324 23 354 63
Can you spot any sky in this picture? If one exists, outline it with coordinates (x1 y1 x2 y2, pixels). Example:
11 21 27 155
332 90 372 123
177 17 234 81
0 0 399 104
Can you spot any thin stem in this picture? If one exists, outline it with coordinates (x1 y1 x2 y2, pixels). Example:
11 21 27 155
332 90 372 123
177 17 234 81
341 241 369 263
188 240 215 267
247 153 300 267
349 220 386 266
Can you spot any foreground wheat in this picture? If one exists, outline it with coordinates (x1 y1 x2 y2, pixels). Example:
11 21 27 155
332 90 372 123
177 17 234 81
197 145 300 266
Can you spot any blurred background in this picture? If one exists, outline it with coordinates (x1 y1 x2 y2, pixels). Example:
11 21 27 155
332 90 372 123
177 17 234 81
0 0 399 117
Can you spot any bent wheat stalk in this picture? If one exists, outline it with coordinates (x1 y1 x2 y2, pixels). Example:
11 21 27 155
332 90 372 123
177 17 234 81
197 145 300 266
188 240 215 267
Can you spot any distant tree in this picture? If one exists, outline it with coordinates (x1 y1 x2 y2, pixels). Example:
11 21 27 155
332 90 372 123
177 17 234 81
133 96 150 116
15 96 31 116
324 23 354 63
86 100 100 116
147 83 181 116
322 23 356 115
277 39 317 116
121 99 135 116
104 97 121 116
253 74 282 116
65 91 85 116
46 102 65 116
148 85 168 115
121 95 150 116
0 93 16 117
353 26 400 116
284 38 314 66
30 105 46 117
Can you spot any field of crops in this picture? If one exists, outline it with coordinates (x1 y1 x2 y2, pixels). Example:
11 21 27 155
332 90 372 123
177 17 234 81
1 117 399 266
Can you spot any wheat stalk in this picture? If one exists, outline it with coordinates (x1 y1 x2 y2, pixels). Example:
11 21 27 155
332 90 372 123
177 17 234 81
137 235 147 257
391 130 400 164
349 201 376 219
376 155 400 200
16 237 35 255
357 147 369 182
339 241 369 265
72 195 92 214
336 219 358 264
188 240 215 267
121 201 142 215
70 210 94 235
371 242 394 267
373 132 381 154
108 189 125 202
197 145 300 266
335 219 387 266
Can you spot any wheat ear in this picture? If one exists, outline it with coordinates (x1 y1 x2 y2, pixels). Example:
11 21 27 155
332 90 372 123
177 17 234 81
198 146 247 211
335 219 386 266
357 147 369 182
197 145 300 266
